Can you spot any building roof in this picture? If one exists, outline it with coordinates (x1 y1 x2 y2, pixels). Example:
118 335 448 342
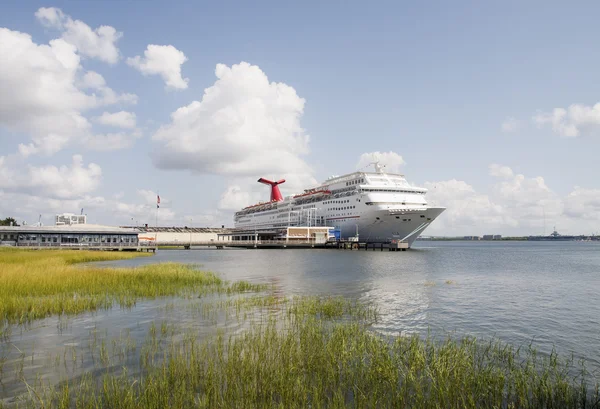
0 225 233 235
0 224 137 235
121 226 233 233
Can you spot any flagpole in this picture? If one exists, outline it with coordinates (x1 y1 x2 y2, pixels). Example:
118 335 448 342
155 191 159 245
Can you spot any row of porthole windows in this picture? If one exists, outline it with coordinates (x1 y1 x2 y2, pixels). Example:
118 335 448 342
325 199 350 204
362 188 424 194
345 178 364 187
331 206 356 211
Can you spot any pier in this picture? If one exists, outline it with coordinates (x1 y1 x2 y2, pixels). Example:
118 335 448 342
156 225 410 251
158 239 409 251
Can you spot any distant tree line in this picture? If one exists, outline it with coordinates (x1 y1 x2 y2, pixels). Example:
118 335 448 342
0 217 19 226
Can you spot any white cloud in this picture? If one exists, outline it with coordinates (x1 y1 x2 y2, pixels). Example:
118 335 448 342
501 117 519 132
0 177 185 227
492 169 563 228
0 192 104 224
219 185 256 211
0 190 180 227
218 172 318 211
82 130 142 151
0 27 137 156
109 190 179 224
182 211 224 227
127 45 189 90
489 164 514 179
81 70 106 88
152 62 312 180
533 103 600 137
137 189 167 207
563 187 600 221
94 111 137 129
424 179 515 235
80 71 138 105
35 7 65 29
356 151 405 173
35 7 122 64
0 29 92 135
115 202 176 223
423 164 600 236
0 154 102 199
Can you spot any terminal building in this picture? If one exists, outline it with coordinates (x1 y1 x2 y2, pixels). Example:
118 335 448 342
0 224 140 249
0 224 232 249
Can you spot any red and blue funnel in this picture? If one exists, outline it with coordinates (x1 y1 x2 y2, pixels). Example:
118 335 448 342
258 178 285 202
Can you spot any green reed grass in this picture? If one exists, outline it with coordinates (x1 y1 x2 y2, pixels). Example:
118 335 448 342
0 249 228 325
17 298 600 409
2 248 598 408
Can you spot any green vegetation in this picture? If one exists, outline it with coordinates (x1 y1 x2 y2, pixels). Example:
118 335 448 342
0 249 228 325
1 248 598 408
10 297 598 409
0 216 19 226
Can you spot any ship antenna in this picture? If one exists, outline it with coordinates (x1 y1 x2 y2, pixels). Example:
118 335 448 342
368 161 385 174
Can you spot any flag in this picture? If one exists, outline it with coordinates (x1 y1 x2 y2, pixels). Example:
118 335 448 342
157 195 160 209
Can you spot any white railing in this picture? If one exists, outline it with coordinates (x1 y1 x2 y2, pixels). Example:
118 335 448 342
156 239 328 246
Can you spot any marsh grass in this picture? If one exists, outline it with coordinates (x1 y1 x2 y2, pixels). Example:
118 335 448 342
2 248 599 408
17 298 600 409
0 249 235 325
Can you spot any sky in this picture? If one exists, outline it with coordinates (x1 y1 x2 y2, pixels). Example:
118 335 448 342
1 0 600 236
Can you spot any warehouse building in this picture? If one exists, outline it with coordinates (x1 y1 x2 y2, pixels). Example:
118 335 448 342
132 226 232 245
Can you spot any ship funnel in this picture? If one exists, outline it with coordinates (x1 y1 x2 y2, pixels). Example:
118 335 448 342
257 178 286 202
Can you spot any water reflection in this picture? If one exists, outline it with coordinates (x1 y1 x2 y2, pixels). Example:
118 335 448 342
91 243 600 367
2 241 600 401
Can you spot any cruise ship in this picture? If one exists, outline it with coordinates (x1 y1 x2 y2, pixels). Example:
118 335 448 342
234 163 445 247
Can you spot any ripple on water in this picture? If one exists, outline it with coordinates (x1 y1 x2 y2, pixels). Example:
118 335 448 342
2 241 599 399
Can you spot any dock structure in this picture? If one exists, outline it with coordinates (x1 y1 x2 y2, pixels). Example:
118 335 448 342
157 224 409 251
156 239 408 251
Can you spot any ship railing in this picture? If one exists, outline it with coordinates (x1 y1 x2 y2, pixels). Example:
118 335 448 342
227 239 324 245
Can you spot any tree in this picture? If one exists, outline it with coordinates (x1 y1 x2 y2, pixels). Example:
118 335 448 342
0 217 19 226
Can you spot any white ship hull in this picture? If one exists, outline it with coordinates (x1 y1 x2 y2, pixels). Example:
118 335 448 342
333 207 445 247
234 165 445 248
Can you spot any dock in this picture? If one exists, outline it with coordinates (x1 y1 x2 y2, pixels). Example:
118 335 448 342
158 240 409 251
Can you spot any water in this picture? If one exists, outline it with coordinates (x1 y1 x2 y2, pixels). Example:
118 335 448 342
2 241 600 401
98 241 600 367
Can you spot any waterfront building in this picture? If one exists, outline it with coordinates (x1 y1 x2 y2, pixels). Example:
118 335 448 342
0 224 138 248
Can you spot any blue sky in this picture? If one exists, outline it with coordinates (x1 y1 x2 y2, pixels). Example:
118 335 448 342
1 0 600 235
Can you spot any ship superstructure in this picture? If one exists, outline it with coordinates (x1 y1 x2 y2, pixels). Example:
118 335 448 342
234 163 445 247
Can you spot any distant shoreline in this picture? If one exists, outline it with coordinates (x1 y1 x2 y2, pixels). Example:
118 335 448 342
417 236 600 242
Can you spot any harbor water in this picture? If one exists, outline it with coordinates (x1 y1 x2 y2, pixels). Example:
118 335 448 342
1 240 599 400
106 240 600 366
